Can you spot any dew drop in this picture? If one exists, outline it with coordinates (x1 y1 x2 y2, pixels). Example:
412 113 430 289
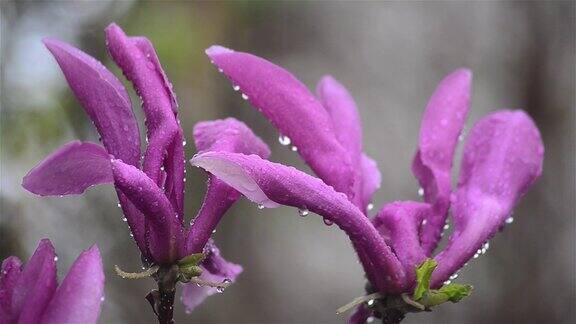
323 218 334 226
505 216 514 224
218 68 223 73
182 140 187 146
117 203 122 208
291 146 298 152
160 166 165 171
367 203 374 211
473 252 480 259
233 85 240 91
367 299 375 306
444 280 452 285
257 204 265 210
443 223 450 230
278 134 291 146
298 208 309 217
100 296 105 302
212 229 217 234
449 273 459 280
53 256 58 262
241 93 249 100
122 217 127 222
417 187 424 197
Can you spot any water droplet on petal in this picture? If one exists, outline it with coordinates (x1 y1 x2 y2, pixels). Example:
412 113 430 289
417 187 424 197
291 146 298 152
505 216 514 224
241 93 249 100
257 204 265 210
100 296 105 302
323 218 333 226
367 299 375 306
298 208 309 217
122 217 127 222
278 134 291 146
53 256 58 262
367 203 374 211
233 85 240 91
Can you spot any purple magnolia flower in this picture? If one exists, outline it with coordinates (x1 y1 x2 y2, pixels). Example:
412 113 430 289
191 46 545 322
22 24 270 320
0 239 104 324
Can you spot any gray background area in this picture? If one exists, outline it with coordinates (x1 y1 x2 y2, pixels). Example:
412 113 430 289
1 1 574 323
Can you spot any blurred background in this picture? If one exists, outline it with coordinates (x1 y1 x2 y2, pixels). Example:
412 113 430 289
1 1 574 323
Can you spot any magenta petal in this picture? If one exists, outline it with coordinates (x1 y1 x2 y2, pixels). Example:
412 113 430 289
191 152 406 293
43 38 140 166
105 23 184 216
373 202 428 285
360 154 381 211
111 159 184 263
23 141 112 196
206 46 357 201
0 257 22 322
41 245 104 324
349 305 372 324
412 69 472 255
185 119 271 253
181 241 242 313
317 75 363 163
193 118 271 157
11 239 57 323
432 110 544 286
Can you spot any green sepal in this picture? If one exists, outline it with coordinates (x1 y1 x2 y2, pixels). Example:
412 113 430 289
420 284 473 307
179 264 203 279
413 259 437 300
177 253 205 267
412 259 473 310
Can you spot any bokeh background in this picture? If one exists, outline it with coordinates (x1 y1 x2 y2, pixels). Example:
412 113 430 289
1 1 574 323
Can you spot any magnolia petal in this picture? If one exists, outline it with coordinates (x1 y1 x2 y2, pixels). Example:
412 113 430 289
206 46 357 201
412 69 472 255
193 118 271 157
105 23 184 215
111 160 184 263
373 202 428 285
181 241 242 313
185 118 271 253
23 141 112 196
349 304 372 324
317 75 363 163
41 245 104 324
0 257 22 322
43 38 140 166
191 152 406 293
432 110 544 286
360 154 381 212
11 239 57 323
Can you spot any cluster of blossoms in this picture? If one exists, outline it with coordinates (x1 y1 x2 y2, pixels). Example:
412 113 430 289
1 23 543 324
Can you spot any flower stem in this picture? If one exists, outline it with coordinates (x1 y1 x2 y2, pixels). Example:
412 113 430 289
147 264 179 324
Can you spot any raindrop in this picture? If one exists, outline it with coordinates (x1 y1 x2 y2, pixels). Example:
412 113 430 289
367 299 375 306
367 203 374 211
443 223 450 230
233 85 240 91
323 218 334 226
212 229 217 234
298 208 309 217
473 252 480 259
257 204 265 210
117 203 122 208
182 140 187 146
291 146 298 152
241 93 249 100
505 217 514 224
100 296 105 302
53 256 58 262
160 166 165 171
422 219 428 226
417 187 424 197
278 134 291 146
122 217 127 222
444 280 452 285
218 68 223 73
449 273 459 280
